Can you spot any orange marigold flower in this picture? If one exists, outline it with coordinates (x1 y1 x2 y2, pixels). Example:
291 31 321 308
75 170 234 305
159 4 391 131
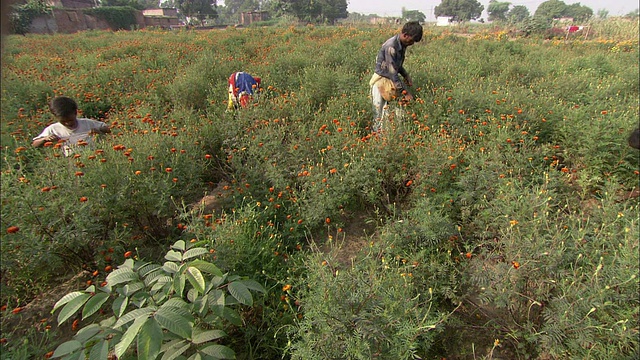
325 217 331 224
6 226 19 234
72 319 79 331
79 196 88 202
465 252 472 259
282 284 292 291
165 167 172 173
44 351 54 358
12 307 22 314
75 171 84 177
124 251 133 258
41 187 51 192
512 261 520 269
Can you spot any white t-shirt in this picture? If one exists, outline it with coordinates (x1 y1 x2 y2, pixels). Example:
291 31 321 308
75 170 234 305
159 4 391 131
33 118 109 156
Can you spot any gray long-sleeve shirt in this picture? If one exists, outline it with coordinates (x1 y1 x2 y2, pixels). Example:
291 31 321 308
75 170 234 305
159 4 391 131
374 34 408 92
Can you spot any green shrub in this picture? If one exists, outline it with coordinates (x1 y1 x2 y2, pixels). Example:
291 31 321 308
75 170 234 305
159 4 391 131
83 6 139 31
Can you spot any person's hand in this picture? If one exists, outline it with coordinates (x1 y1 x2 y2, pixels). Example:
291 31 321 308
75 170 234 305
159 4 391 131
404 75 413 87
45 134 59 142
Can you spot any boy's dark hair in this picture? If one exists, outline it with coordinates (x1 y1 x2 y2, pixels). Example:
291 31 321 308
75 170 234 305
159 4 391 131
628 128 640 150
50 96 78 118
402 21 423 43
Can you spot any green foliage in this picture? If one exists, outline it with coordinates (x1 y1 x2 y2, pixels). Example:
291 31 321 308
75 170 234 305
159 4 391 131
1 24 638 359
287 239 449 359
175 0 217 23
434 0 484 22
401 8 426 23
508 5 530 24
487 0 511 22
9 0 52 35
50 240 265 359
534 0 593 22
83 6 139 30
276 0 348 24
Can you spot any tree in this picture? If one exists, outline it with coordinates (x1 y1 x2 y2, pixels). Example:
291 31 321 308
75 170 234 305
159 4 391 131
402 7 426 23
434 0 484 22
273 0 347 24
596 9 608 19
564 3 592 22
507 4 529 23
224 0 260 15
487 0 510 22
175 0 217 24
534 0 566 21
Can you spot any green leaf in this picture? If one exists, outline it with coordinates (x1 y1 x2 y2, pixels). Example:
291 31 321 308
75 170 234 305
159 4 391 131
174 273 186 297
112 296 128 318
221 308 242 326
185 267 206 294
240 279 266 293
114 315 147 358
194 294 208 317
113 307 155 329
82 293 110 320
106 267 138 286
199 344 236 359
165 250 183 262
162 298 189 309
187 288 198 303
146 273 170 287
191 329 226 344
122 281 145 297
52 291 84 313
137 318 162 360
138 263 163 278
74 324 102 343
182 248 208 261
51 340 82 358
228 281 252 306
190 260 223 277
160 340 190 360
172 240 186 251
155 306 193 339
62 349 83 360
163 261 179 274
57 293 91 325
88 339 108 360
187 353 202 360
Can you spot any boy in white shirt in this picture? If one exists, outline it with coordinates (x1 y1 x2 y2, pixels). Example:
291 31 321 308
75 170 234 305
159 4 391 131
32 96 111 156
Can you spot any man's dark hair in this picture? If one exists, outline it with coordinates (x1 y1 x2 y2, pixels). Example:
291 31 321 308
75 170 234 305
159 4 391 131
402 21 423 43
50 96 78 118
628 128 640 150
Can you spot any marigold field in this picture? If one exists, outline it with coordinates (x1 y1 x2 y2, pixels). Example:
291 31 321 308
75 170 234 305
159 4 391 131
1 22 638 360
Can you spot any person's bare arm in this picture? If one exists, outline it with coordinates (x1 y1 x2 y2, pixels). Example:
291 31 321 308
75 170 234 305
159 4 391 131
32 134 59 147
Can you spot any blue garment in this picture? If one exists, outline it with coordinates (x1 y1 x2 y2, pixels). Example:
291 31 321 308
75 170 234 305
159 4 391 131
234 72 258 95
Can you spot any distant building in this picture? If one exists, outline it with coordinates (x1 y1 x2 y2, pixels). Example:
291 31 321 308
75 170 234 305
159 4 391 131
436 16 453 26
239 11 268 26
142 8 181 28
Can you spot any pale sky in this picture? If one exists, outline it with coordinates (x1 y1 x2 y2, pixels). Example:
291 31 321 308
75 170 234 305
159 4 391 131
347 0 639 20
